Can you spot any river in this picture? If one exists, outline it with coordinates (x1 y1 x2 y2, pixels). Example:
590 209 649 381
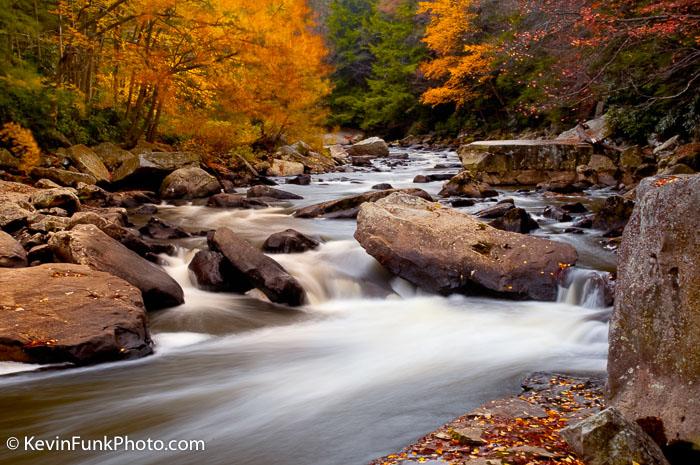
0 147 615 465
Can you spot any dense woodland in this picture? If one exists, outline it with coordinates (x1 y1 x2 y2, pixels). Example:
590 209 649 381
0 0 698 164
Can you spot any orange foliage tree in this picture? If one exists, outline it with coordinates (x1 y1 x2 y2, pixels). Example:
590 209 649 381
417 0 496 108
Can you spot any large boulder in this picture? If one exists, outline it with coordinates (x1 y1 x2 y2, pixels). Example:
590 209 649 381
268 159 305 177
439 171 498 198
92 142 140 182
115 151 201 188
354 193 577 300
49 224 184 310
159 167 221 200
30 167 97 187
561 408 670 465
210 227 305 306
0 230 27 267
458 140 593 186
345 137 390 158
608 174 700 448
0 180 36 231
0 263 152 364
63 145 111 183
262 229 319 254
294 188 432 219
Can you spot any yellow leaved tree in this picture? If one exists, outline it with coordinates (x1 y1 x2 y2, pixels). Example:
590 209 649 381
417 0 495 107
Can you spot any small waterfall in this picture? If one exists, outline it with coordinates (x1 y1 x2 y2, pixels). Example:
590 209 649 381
557 267 614 309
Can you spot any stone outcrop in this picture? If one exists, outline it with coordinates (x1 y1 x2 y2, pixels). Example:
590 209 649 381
0 263 152 364
458 140 594 186
210 227 305 306
262 229 319 254
345 137 389 158
294 188 432 219
561 408 670 465
115 151 201 188
159 167 221 199
0 230 27 267
49 224 184 310
354 193 577 300
608 174 700 448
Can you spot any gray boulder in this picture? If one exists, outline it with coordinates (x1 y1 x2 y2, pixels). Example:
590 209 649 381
63 145 111 183
345 137 389 158
30 187 80 214
561 408 669 465
30 167 97 187
608 174 700 448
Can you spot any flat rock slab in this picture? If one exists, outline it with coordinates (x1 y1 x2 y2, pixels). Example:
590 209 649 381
354 193 577 300
0 263 152 365
458 140 594 186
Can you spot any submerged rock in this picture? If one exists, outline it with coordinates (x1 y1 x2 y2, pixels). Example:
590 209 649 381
294 188 432 219
207 193 268 209
489 208 539 234
49 224 184 310
262 229 319 254
0 263 152 364
188 250 252 293
608 174 700 449
210 228 305 306
354 193 576 300
246 185 303 200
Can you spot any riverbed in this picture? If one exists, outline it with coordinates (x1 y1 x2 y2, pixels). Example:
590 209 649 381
0 148 614 465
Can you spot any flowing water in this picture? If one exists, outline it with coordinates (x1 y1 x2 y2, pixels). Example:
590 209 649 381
0 148 615 465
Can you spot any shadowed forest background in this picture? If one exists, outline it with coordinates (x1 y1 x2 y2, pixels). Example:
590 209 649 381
1 0 698 164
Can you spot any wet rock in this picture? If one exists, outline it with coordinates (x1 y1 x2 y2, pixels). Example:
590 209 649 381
450 198 475 208
0 230 27 267
268 159 305 177
286 174 312 185
29 188 80 214
30 167 97 187
475 202 515 219
262 229 319 254
439 171 497 198
133 204 158 215
294 188 433 219
139 217 190 240
108 190 158 208
561 202 588 213
355 193 577 300
246 185 303 200
561 408 670 465
451 427 487 446
608 174 700 448
207 193 268 209
543 205 572 222
489 208 539 234
49 224 184 309
591 195 635 236
345 137 389 158
538 180 588 193
572 215 593 229
371 183 393 190
210 227 305 306
0 263 152 364
350 155 374 166
159 167 221 200
414 173 454 183
62 144 111 183
188 250 252 293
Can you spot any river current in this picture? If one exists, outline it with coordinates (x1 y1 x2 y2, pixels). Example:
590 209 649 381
0 148 615 465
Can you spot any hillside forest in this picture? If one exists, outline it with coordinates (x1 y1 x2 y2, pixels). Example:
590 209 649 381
1 0 698 164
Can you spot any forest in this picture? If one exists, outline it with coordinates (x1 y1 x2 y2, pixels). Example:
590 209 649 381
1 0 698 161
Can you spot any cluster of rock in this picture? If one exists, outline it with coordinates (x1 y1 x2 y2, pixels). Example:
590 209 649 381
326 137 390 167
